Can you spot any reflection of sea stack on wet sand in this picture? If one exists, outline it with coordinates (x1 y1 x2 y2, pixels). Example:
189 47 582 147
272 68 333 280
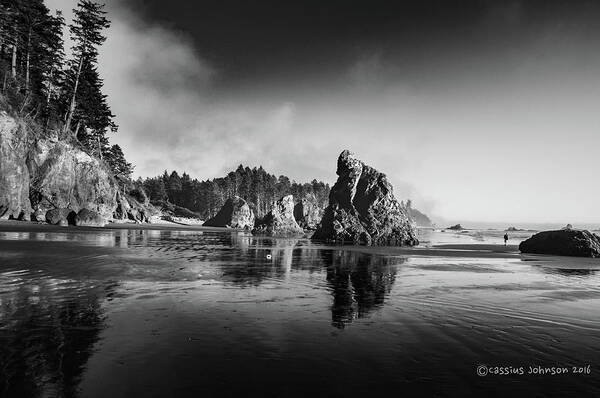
312 150 418 246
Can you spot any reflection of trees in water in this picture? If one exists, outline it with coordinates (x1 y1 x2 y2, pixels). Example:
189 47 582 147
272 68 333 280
0 277 114 397
322 250 403 329
215 233 328 286
219 234 309 286
214 233 403 328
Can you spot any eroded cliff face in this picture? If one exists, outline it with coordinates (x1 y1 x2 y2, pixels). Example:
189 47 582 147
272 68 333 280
28 136 118 220
0 111 120 221
0 112 31 219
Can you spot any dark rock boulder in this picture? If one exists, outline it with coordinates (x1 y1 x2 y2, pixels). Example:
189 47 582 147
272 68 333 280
294 193 323 230
312 150 418 246
447 224 463 230
45 208 77 226
519 229 600 258
32 208 46 222
203 196 255 229
253 195 304 236
75 208 107 227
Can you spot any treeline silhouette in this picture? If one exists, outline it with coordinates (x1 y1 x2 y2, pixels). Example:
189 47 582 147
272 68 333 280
142 165 331 219
0 0 131 179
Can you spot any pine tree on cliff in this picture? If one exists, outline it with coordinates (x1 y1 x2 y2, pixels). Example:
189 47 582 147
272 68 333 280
0 0 19 82
62 0 111 139
21 2 64 114
103 144 133 180
37 9 65 121
0 4 8 49
72 63 115 154
0 0 64 114
18 0 47 92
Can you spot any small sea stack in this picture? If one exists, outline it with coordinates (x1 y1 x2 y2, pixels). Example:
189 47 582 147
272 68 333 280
203 196 255 229
253 195 304 236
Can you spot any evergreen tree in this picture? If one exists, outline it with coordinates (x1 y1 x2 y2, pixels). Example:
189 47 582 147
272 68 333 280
62 0 111 138
143 177 167 203
104 144 133 180
38 9 65 122
1 0 64 113
167 171 182 204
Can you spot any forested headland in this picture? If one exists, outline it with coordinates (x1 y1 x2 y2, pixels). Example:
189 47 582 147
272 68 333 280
141 166 331 220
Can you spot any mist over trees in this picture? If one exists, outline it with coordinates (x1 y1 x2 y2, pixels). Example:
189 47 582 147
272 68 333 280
0 0 131 179
142 165 331 220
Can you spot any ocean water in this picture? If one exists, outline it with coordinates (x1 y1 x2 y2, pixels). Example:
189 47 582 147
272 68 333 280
0 225 599 397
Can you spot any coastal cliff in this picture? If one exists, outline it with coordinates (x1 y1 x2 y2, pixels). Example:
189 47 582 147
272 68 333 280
0 110 151 223
0 112 31 219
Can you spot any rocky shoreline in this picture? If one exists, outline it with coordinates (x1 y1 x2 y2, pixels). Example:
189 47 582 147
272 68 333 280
1 111 158 226
1 104 425 245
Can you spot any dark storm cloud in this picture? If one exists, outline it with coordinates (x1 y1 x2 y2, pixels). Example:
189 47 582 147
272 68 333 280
119 0 600 91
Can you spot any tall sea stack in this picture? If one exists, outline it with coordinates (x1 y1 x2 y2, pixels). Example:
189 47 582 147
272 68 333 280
312 150 418 246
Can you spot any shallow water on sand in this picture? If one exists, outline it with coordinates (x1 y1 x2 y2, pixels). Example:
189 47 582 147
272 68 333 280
1 226 599 397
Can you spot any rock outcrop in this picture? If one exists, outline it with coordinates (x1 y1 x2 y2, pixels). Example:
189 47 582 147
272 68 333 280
113 189 157 223
0 112 31 219
45 208 76 225
312 150 418 246
203 196 255 229
28 137 118 220
519 229 600 258
32 208 46 222
253 195 304 236
294 193 323 230
0 107 156 225
74 208 107 227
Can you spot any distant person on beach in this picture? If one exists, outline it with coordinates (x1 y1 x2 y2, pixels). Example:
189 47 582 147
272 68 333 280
504 233 509 246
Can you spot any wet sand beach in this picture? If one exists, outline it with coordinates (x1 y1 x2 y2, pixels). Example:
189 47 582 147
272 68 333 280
1 222 599 397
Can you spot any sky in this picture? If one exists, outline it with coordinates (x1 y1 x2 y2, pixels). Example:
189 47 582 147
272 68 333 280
45 0 600 224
